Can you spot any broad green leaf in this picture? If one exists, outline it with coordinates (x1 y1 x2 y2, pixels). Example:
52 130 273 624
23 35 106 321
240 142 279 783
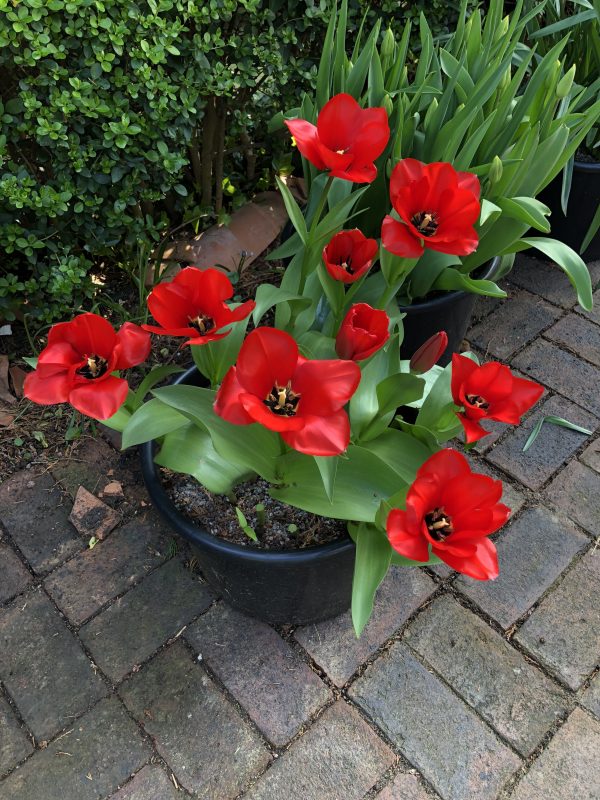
191 312 250 385
364 428 435 484
275 176 308 243
496 197 551 233
267 230 302 261
346 22 380 99
350 522 391 636
350 341 400 439
376 373 425 416
103 404 132 434
407 250 460 299
432 268 507 298
314 455 338 503
416 361 461 440
122 398 188 449
252 284 311 326
132 365 184 409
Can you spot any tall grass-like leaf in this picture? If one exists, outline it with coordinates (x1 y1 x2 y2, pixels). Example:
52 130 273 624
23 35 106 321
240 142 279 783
522 415 593 452
316 2 337 109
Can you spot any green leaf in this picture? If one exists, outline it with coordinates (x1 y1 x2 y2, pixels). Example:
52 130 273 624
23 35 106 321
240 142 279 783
432 268 507 298
350 522 391 637
314 455 338 503
23 356 38 369
522 415 593 453
364 428 434 484
235 507 258 542
275 176 308 244
581 204 600 254
132 365 184 409
415 361 461 440
503 237 593 311
479 199 502 226
252 284 311 326
350 341 400 440
376 373 425 416
122 398 188 448
496 197 551 233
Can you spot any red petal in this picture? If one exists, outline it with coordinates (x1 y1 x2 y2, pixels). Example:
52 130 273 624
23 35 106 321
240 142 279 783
68 375 128 420
281 409 350 456
443 473 503 517
457 412 489 444
510 375 544 414
351 108 390 163
293 358 361 416
236 327 299 397
316 93 362 151
440 537 499 580
457 170 481 199
285 118 327 170
451 353 478 404
175 266 234 306
114 323 151 369
37 341 81 369
381 216 424 258
387 509 430 562
417 448 471 484
213 367 254 425
425 231 479 256
24 369 71 405
331 162 378 183
389 159 426 197
239 393 305 432
48 314 117 360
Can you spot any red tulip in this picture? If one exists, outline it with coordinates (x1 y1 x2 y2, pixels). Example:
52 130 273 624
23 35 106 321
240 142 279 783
323 229 378 283
285 93 390 184
23 313 150 420
382 159 481 258
409 331 449 373
335 303 390 362
387 449 510 580
144 267 255 346
451 353 544 443
214 327 361 456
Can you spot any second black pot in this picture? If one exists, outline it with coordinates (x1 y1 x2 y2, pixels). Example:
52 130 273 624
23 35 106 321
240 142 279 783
399 256 501 366
140 367 355 626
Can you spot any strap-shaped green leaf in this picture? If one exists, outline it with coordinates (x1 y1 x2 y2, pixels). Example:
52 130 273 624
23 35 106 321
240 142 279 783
350 522 391 637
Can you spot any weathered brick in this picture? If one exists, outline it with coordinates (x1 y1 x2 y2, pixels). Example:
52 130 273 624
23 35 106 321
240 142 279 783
509 708 600 800
508 254 578 309
0 590 106 740
294 567 435 687
0 694 33 776
44 513 171 625
486 395 597 490
374 772 434 800
544 460 600 537
545 314 600 367
578 287 600 326
456 506 587 628
469 459 525 515
244 701 394 800
0 697 150 800
469 294 504 326
468 290 560 360
471 417 510 454
350 643 521 800
405 595 569 755
515 550 600 690
80 558 213 683
513 340 600 415
0 470 81 573
579 437 600 473
0 541 31 603
119 642 270 799
108 765 179 800
185 603 330 746
580 672 600 720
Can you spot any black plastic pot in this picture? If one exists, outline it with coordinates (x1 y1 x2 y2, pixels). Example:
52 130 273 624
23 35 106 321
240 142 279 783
140 367 355 625
399 256 501 366
538 160 600 260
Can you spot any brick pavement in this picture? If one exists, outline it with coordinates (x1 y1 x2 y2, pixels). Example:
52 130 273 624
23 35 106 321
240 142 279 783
0 255 598 799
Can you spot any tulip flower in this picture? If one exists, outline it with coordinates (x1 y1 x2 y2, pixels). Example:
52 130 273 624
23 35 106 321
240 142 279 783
382 159 481 258
144 267 255 346
24 313 150 420
451 354 544 443
323 229 378 283
387 449 510 580
335 303 390 362
285 93 390 184
214 327 361 456
409 331 449 373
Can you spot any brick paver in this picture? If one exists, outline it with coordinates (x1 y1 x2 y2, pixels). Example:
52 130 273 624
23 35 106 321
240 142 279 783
186 603 331 745
119 642 270 799
0 589 106 741
243 701 394 800
0 694 33 776
507 255 578 308
579 437 600 472
404 595 569 755
374 772 434 800
580 673 600 719
108 765 180 800
545 313 600 367
0 697 150 800
0 541 31 603
294 567 436 687
350 643 521 800
509 708 600 800
544 460 600 537
515 550 600 690
80 557 213 682
456 506 588 628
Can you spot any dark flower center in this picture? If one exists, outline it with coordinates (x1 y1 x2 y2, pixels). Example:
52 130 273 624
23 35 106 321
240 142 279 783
188 314 215 336
264 383 301 417
337 255 354 274
411 211 439 237
77 354 108 380
425 507 454 542
466 394 489 410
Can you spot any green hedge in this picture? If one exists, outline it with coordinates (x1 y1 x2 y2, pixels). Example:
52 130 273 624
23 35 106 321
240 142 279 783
0 0 465 323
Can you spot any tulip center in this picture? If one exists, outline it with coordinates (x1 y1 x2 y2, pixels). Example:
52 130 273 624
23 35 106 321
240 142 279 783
466 394 489 410
264 383 301 417
425 507 454 542
338 255 354 275
411 211 439 237
189 314 215 336
77 355 109 380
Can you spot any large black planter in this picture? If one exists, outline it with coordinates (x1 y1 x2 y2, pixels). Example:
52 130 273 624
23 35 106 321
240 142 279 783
538 160 600 260
140 367 355 625
399 256 501 366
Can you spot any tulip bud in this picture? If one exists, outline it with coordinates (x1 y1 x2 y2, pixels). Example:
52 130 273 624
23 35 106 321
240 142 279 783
488 155 503 185
382 92 394 117
381 27 395 60
546 59 562 91
423 97 438 131
556 64 576 99
409 331 449 373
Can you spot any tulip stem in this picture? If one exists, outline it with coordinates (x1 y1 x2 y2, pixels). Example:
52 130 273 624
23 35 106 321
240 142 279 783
309 175 334 235
377 280 401 310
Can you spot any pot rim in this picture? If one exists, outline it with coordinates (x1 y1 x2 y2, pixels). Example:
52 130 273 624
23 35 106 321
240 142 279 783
139 369 355 564
573 158 600 173
398 255 501 314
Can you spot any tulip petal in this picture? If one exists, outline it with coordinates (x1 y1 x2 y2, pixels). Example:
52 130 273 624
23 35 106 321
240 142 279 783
213 367 254 425
281 409 350 456
387 509 430 562
114 322 151 369
68 375 128 420
24 369 71 405
381 216 424 258
316 93 362 152
292 358 361 415
48 313 117 360
240 393 305 432
236 327 299 397
285 118 327 170
456 412 489 443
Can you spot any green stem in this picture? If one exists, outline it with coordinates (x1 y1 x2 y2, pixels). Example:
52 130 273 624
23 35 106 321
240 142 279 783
309 175 334 234
377 280 401 310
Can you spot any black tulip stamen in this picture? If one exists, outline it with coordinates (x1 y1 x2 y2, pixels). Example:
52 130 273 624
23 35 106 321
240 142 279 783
425 507 453 542
264 383 301 417
77 355 108 380
338 255 354 274
466 394 489 410
189 313 216 336
411 211 439 237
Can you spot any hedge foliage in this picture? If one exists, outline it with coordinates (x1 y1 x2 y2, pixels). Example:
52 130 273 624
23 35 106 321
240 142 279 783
0 0 465 323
